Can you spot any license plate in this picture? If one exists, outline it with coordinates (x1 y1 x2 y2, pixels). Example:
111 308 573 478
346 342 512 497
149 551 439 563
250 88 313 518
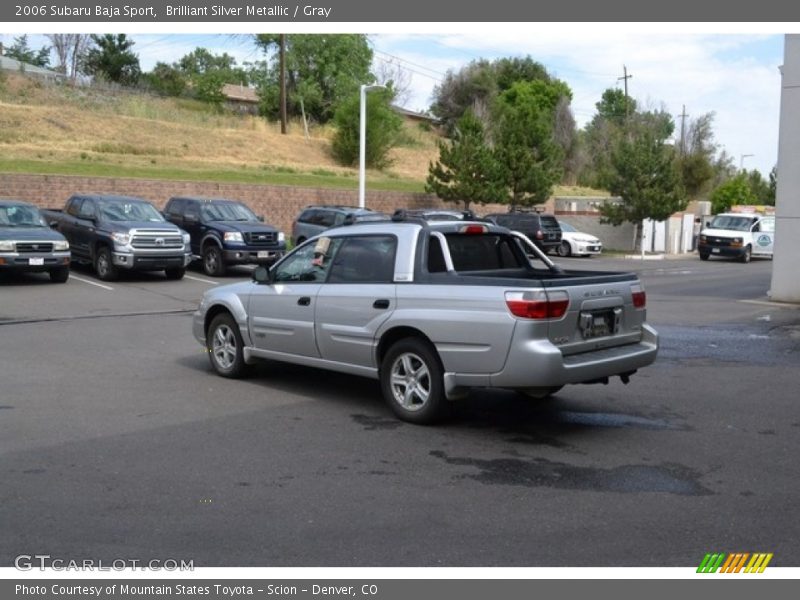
712 248 720 254
28 257 45 266
257 251 271 259
579 308 622 339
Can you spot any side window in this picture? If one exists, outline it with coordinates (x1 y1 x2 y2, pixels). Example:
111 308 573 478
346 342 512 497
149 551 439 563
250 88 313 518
185 201 199 221
427 236 447 273
77 199 96 219
273 237 343 283
317 211 336 227
328 236 397 283
760 217 775 233
66 197 82 217
167 198 185 216
298 209 315 224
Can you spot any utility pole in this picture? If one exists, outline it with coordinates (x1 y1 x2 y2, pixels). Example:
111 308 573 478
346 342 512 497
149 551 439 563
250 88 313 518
279 34 287 135
618 65 633 118
678 105 689 155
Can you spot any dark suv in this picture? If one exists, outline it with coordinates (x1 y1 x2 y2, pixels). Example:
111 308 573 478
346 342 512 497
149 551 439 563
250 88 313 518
163 197 286 276
292 205 387 245
483 211 562 253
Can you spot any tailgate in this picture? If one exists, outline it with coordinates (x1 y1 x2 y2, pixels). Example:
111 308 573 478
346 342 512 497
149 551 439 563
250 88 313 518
543 274 645 355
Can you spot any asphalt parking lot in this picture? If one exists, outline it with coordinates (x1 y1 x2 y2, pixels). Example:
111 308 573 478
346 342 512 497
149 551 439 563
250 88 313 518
1 255 798 567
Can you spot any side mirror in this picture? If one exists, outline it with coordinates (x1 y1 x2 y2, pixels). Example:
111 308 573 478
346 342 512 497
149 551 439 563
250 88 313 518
49 221 60 230
252 266 271 284
257 215 265 222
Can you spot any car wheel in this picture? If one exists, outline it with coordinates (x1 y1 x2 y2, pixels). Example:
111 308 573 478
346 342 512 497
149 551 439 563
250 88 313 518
517 386 563 400
557 241 572 257
295 237 306 246
165 267 185 280
95 247 118 281
740 245 752 263
699 252 710 261
381 338 448 424
203 245 225 276
49 267 69 283
207 313 249 378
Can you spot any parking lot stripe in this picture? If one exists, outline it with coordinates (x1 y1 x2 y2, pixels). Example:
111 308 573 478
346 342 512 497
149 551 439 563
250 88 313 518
69 275 114 291
184 275 218 285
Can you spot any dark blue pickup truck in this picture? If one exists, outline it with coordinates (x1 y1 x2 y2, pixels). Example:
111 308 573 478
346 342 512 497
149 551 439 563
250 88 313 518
162 196 286 276
43 194 192 281
0 200 71 283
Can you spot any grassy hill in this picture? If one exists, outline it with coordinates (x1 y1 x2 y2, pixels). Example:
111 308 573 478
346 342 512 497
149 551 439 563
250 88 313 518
0 71 604 197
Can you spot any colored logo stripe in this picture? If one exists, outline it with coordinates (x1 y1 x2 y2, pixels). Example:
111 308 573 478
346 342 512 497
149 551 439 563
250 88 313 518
697 553 773 573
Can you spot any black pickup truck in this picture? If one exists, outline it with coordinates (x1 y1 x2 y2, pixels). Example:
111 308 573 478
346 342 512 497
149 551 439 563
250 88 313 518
0 200 71 283
42 194 192 281
162 196 286 276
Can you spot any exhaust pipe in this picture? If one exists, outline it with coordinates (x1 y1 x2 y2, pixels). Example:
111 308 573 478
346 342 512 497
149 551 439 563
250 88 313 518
620 370 637 385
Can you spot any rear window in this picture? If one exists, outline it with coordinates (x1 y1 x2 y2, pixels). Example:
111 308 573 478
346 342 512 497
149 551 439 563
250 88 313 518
540 216 560 229
444 233 525 271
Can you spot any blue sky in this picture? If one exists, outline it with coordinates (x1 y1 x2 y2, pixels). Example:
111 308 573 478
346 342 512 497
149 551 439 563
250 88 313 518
1 32 784 176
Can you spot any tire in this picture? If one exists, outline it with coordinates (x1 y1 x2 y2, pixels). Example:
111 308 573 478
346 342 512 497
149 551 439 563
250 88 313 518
517 386 563 400
740 245 752 263
165 267 185 280
557 241 572 257
295 237 306 246
699 251 710 261
95 246 118 281
49 266 69 283
206 313 249 378
203 244 226 277
380 337 448 424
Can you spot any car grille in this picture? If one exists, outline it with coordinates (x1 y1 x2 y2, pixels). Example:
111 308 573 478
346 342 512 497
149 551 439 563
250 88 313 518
131 230 184 249
707 237 733 247
16 242 54 253
244 232 278 246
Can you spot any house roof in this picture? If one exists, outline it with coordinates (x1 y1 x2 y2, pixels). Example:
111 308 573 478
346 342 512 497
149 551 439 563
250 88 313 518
0 54 66 79
222 83 259 103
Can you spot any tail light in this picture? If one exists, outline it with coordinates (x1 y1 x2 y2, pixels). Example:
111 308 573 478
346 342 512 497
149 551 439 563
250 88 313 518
505 290 569 319
459 224 488 234
631 284 646 309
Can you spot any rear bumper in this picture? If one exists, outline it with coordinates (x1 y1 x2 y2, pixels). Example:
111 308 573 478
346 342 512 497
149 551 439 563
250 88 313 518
0 252 71 272
442 324 658 395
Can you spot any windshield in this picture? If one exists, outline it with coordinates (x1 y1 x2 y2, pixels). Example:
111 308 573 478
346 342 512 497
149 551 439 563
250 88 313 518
558 221 576 232
201 202 257 222
98 201 164 222
0 205 47 228
709 215 754 232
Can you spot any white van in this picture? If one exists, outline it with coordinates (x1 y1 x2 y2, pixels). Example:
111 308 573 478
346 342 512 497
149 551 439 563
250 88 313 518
697 212 775 262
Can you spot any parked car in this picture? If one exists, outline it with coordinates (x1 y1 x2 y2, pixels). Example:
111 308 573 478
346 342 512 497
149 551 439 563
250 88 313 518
193 216 657 424
292 205 387 245
483 211 562 253
43 194 191 281
698 212 774 263
556 221 603 257
0 200 71 283
163 196 286 277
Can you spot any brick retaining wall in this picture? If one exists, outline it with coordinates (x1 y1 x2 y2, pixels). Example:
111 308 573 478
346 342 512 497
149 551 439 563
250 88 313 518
0 173 539 237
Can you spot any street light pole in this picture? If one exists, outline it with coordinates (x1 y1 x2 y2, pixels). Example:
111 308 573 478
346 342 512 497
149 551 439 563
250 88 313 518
359 84 386 209
740 153 754 170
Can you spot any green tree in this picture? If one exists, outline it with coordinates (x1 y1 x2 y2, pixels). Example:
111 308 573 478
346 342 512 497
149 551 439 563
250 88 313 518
767 166 777 205
331 88 402 169
676 112 717 200
177 47 248 85
595 88 636 124
426 111 505 210
492 81 565 207
82 34 140 85
144 62 187 96
599 119 687 250
255 34 373 124
5 35 50 68
709 174 756 214
430 56 558 134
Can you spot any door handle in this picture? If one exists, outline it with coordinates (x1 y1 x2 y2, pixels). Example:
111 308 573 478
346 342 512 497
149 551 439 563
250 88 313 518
297 296 311 306
373 299 390 309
